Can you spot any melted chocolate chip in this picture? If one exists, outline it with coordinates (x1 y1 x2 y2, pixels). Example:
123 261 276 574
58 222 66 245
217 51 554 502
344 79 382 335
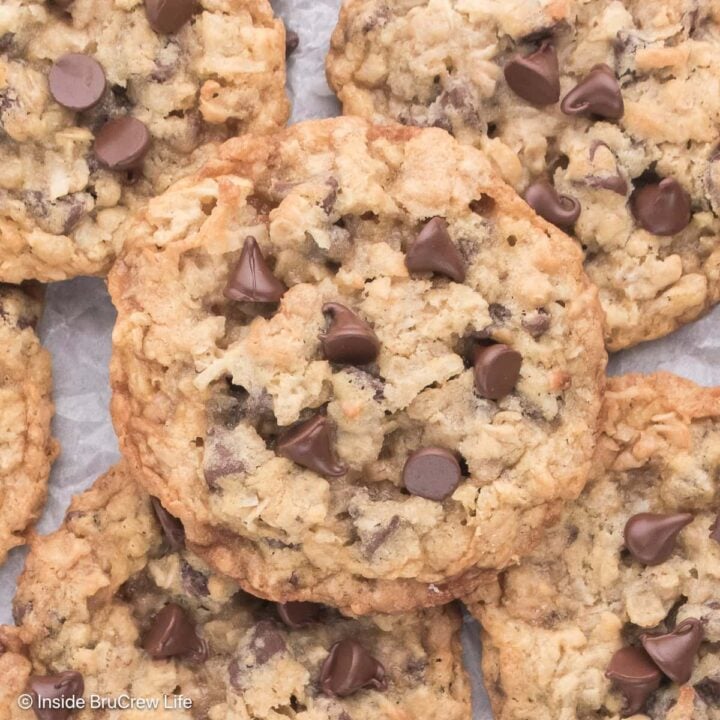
143 603 208 662
319 639 387 697
285 30 299 57
405 217 466 282
94 116 151 171
439 84 479 128
150 496 185 552
587 141 628 195
488 303 511 324
641 618 704 684
711 514 720 544
605 646 662 716
180 560 209 597
276 601 322 628
0 33 15 55
321 178 338 214
224 237 286 303
321 303 380 365
276 414 347 477
250 620 286 664
588 173 628 195
402 447 461 501
561 64 624 120
48 54 106 111
364 514 401 556
695 675 720 705
522 309 551 337
624 512 693 565
631 178 691 236
28 671 84 720
504 41 560 106
473 343 522 400
524 181 581 228
144 0 198 34
203 438 245 489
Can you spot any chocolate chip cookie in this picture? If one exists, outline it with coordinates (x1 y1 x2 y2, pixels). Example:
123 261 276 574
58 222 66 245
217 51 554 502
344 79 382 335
467 373 720 719
7 464 471 719
109 116 606 613
0 283 56 565
0 0 289 282
327 0 720 350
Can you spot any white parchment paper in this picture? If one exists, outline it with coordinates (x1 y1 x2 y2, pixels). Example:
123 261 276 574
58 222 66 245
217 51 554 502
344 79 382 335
1 2 718 717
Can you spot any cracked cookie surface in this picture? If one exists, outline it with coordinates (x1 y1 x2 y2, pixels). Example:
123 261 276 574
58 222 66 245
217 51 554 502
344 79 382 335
467 373 720 720
0 283 56 565
0 0 289 282
5 464 470 720
327 0 720 350
109 116 606 614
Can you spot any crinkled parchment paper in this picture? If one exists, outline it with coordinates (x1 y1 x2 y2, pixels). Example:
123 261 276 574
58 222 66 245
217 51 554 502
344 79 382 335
1 3 719 718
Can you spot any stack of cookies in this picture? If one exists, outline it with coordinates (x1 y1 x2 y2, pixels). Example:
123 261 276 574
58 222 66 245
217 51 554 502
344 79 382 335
0 1 718 719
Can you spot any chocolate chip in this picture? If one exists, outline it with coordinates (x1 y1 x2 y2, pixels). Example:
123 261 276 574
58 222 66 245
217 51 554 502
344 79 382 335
402 447 461 501
93 116 151 171
250 620 286 665
405 217 466 283
320 303 380 365
605 646 662 716
150 496 185 552
276 602 322 629
631 178 691 236
319 639 387 697
50 0 74 9
695 675 720 705
27 671 84 720
224 236 286 303
561 64 624 120
285 30 299 57
522 309 551 337
143 603 208 662
473 343 522 400
504 41 560 106
641 618 704 684
48 54 106 111
624 512 693 565
144 0 198 34
524 181 581 228
711 514 720 544
276 414 347 477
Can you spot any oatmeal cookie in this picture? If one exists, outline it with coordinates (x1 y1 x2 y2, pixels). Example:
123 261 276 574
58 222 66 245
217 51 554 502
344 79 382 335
0 283 56 565
467 373 720 720
0 0 289 282
109 116 606 614
327 0 720 350
6 464 471 720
